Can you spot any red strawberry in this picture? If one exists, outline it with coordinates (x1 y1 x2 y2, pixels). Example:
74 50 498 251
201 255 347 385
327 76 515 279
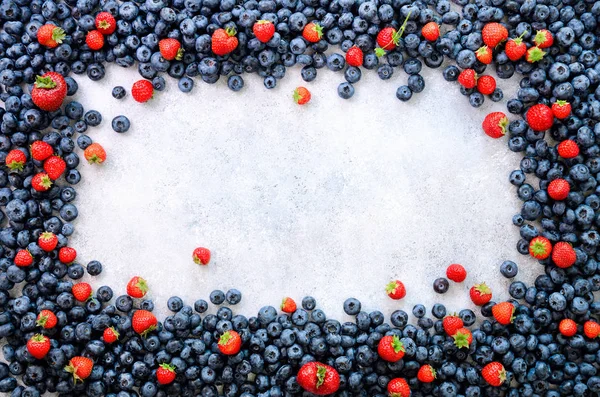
417 365 436 383
552 100 571 119
470 283 492 306
446 264 467 282
36 310 58 329
377 335 405 362
345 46 364 67
192 247 211 265
534 29 553 48
132 310 158 336
38 232 58 252
27 334 51 359
31 72 67 112
458 69 477 89
442 314 464 335
253 20 275 43
156 363 176 385
72 283 92 302
302 22 323 43
86 30 104 50
64 356 93 383
159 38 183 61
212 27 238 56
297 362 340 395
127 276 148 298
452 327 473 348
492 302 515 325
281 297 297 313
132 80 154 103
475 45 492 64
477 75 496 95
386 280 406 300
32 172 52 192
6 149 26 171
387 377 411 397
557 140 579 158
584 320 600 339
505 36 527 61
293 87 311 105
547 179 570 201
482 22 508 47
421 22 439 41
552 241 576 268
482 362 506 387
14 249 33 267
529 236 552 259
559 318 577 337
481 111 508 138
526 46 546 63
103 327 119 343
31 141 54 161
84 143 106 164
218 330 242 355
95 12 117 35
376 27 399 53
43 155 66 180
526 104 554 131
58 246 76 264
37 24 65 48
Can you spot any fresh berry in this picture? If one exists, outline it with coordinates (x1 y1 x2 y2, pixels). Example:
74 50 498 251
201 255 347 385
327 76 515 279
72 283 92 302
443 315 464 335
417 365 436 383
386 280 406 300
43 155 66 180
557 140 579 158
529 236 552 259
293 87 311 105
559 318 577 337
95 12 117 35
458 69 477 89
470 283 492 306
526 46 546 63
58 247 76 264
218 330 242 355
64 357 93 383
433 277 449 293
446 264 467 282
452 327 473 348
421 22 439 41
156 363 176 385
38 232 58 252
534 29 553 48
31 72 67 112
297 362 340 395
552 241 576 268
127 276 149 298
475 45 492 64
31 141 54 161
14 249 33 267
253 20 276 43
482 22 508 47
376 27 400 52
132 310 158 336
526 104 554 131
103 327 119 344
477 75 496 95
552 100 571 119
132 80 154 103
584 321 600 339
84 143 107 164
5 149 26 171
387 377 411 397
377 335 405 362
212 27 238 56
482 362 506 387
492 302 515 325
86 30 104 50
27 334 51 359
547 179 570 201
32 172 52 192
281 297 297 313
482 112 508 138
505 36 527 61
345 46 364 67
36 310 57 329
37 24 65 48
192 247 211 265
159 38 183 61
303 22 323 43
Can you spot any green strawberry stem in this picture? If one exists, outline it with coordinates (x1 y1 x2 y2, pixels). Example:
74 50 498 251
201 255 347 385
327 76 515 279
392 335 405 353
527 47 546 62
140 324 156 338
397 10 412 40
225 27 237 37
32 333 46 342
52 27 66 43
35 76 57 89
175 48 184 61
453 331 470 348
160 363 176 372
219 331 232 345
385 281 398 294
534 30 547 46
377 10 412 57
316 365 326 388
512 30 528 45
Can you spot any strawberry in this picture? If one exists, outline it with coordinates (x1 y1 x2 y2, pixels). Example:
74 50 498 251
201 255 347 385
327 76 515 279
505 36 527 61
534 29 553 49
547 179 570 201
31 141 54 161
386 280 406 300
127 276 148 298
192 247 211 265
132 80 154 103
103 327 119 343
14 249 33 267
345 46 364 67
387 377 411 397
526 46 546 63
559 318 577 337
377 335 405 362
86 30 104 50
43 155 66 180
32 172 52 192
36 310 58 329
38 232 58 252
157 363 176 385
526 104 554 131
482 22 508 47
482 112 508 139
529 236 552 259
443 314 464 335
72 283 92 302
302 22 323 43
470 283 492 306
458 68 477 89
95 12 117 35
446 264 467 282
218 330 242 355
477 75 496 95
417 365 436 383
27 334 51 359
6 149 26 171
475 45 492 64
584 320 600 339
37 24 65 48
557 140 579 159
159 38 183 61
58 246 76 264
482 362 506 387
253 20 275 43
552 100 571 119
84 143 106 164
552 241 576 268
421 22 439 41
281 297 297 313
293 87 311 105
375 13 411 56
31 72 67 112
64 356 93 383
212 27 238 56
492 302 515 325
132 310 158 336
452 327 473 348
297 362 340 395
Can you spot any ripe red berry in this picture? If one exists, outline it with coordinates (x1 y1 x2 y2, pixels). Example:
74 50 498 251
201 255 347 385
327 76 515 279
446 264 467 282
131 80 154 103
86 30 104 50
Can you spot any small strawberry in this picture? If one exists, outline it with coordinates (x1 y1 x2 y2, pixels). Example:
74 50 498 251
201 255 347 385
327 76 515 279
253 20 276 43
38 232 58 252
95 12 117 35
552 241 576 268
192 247 211 265
36 310 58 329
443 314 464 335
32 172 52 192
526 46 546 63
132 310 158 336
293 87 311 105
375 13 411 56
386 280 406 300
452 327 473 348
505 35 527 61
559 318 577 337
482 22 508 47
31 141 54 161
14 249 33 267
58 247 76 264
103 327 119 344
529 236 552 259
37 24 65 48
157 363 177 385
534 29 553 48
218 330 242 355
281 297 297 313
482 362 506 387
159 38 183 61
458 68 477 89
526 103 554 131
492 302 515 325
477 75 496 95
132 80 154 103
547 179 570 201
212 27 238 56
64 356 93 383
127 276 148 298
387 377 411 397
5 149 26 171
27 334 51 360
297 362 340 395
475 45 492 64
552 100 571 119
584 320 600 339
31 72 67 112
302 22 323 43
86 30 104 50
446 264 467 282
84 143 106 164
43 155 66 180
417 365 436 383
377 335 405 362
345 46 364 67
557 140 579 159
470 283 492 306
421 21 439 41
482 112 508 139
72 282 92 302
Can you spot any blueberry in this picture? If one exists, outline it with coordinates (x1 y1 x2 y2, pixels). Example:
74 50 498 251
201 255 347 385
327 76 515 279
194 299 209 313
227 75 244 92
343 298 361 315
337 82 355 99
301 296 316 310
500 260 518 278
167 296 184 311
209 290 225 305
112 115 130 133
112 86 126 99
396 85 412 101
225 289 242 305
433 277 449 294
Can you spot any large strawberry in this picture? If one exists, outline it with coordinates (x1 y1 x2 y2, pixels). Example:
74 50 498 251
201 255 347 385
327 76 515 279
5 149 26 171
37 310 58 329
58 247 77 264
552 100 571 119
14 249 33 267
558 319 577 337
157 363 177 385
417 365 436 383
345 46 363 67
475 45 492 64
132 80 154 103
72 283 92 302
443 314 464 335
127 276 149 298
584 320 600 339
32 173 52 192
132 310 157 336
470 283 492 306
212 27 238 56
95 12 117 35
37 24 65 48
27 334 51 359
482 22 508 47
31 72 67 112
218 330 242 355
421 22 439 41
376 13 411 56
253 20 275 43
557 140 579 158
387 377 411 397
302 22 323 43
492 302 515 325
482 112 508 138
529 236 552 259
38 232 58 252
446 264 467 282
378 335 405 362
64 356 93 383
297 362 340 395
159 38 183 61
44 155 66 180
458 69 477 89
505 35 527 61
552 241 576 268
547 179 569 201
31 141 54 161
482 362 506 387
